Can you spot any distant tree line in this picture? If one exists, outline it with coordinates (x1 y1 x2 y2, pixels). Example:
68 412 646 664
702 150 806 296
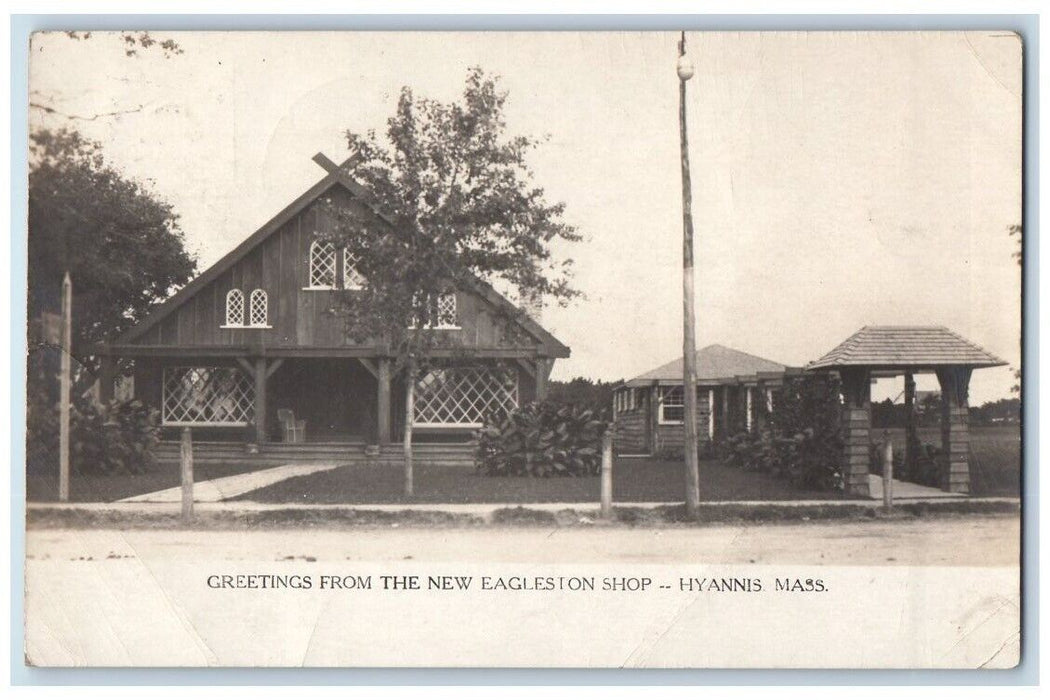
547 377 620 418
871 396 1020 427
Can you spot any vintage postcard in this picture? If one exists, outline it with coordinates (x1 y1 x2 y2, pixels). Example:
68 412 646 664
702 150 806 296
23 30 1022 668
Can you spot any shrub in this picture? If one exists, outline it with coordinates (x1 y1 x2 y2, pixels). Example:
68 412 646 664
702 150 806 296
73 398 162 475
27 394 161 476
474 401 609 477
764 375 844 491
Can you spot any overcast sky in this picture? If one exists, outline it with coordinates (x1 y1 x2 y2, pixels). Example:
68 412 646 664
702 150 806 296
29 31 1022 404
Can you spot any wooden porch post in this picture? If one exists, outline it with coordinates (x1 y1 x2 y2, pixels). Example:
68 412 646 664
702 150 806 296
254 357 268 445
535 358 551 401
98 354 116 405
721 385 729 438
377 357 392 444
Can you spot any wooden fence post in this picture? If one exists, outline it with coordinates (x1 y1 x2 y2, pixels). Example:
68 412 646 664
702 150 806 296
600 431 613 519
181 427 194 522
881 433 893 510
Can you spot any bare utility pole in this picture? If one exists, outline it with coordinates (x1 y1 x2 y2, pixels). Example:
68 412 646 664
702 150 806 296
677 32 701 514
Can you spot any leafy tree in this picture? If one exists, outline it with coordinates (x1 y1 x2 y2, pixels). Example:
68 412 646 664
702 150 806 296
28 127 197 377
1008 224 1022 395
320 67 580 494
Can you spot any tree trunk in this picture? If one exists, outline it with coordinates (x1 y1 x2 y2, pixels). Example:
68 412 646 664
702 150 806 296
403 360 416 496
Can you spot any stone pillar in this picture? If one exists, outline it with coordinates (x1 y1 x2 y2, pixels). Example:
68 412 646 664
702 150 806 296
377 357 392 444
936 367 972 494
838 367 872 497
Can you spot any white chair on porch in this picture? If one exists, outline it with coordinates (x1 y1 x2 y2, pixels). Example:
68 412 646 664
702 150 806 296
277 409 306 443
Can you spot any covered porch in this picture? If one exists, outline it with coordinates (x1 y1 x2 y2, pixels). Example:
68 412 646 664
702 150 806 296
98 347 555 451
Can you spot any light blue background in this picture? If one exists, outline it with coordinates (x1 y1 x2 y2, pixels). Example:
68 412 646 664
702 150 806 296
9 13 1039 686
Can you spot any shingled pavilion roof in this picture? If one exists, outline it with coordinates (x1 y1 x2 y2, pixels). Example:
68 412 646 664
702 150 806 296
805 326 1006 371
624 344 790 387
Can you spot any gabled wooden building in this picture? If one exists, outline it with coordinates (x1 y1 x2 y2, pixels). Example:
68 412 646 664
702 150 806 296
612 344 796 456
96 154 570 460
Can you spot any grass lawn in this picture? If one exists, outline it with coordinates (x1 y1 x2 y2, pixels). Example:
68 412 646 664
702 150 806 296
875 424 1021 497
232 457 851 505
26 462 266 503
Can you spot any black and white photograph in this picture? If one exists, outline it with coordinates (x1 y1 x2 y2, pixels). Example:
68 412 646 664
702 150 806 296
21 28 1023 669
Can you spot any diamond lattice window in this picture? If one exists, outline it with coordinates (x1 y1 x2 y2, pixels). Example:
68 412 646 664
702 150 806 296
414 366 518 426
249 289 268 326
225 289 245 326
309 240 336 288
435 293 458 327
163 367 255 426
409 292 460 329
343 248 365 289
659 385 685 425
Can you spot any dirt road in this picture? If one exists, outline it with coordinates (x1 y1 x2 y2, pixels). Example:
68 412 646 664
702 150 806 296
26 513 1021 566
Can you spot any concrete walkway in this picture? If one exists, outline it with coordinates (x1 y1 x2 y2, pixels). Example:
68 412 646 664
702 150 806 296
118 462 345 503
866 473 966 501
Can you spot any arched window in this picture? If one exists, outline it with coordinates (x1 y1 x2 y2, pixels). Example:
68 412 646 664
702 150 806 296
343 248 365 290
225 289 245 326
435 292 458 328
249 289 268 327
308 240 336 288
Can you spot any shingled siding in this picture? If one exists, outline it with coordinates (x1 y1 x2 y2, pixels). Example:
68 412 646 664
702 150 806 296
652 392 712 455
614 404 649 454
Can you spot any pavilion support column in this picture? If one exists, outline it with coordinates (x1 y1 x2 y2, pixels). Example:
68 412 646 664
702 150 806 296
838 367 872 497
903 372 917 479
377 358 392 444
98 354 116 405
936 367 972 494
254 357 268 446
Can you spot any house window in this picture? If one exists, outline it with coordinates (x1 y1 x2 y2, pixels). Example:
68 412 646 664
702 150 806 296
435 293 458 328
343 248 365 290
308 240 337 288
162 367 254 426
658 386 685 425
411 292 460 329
249 289 269 327
414 365 518 427
225 289 245 327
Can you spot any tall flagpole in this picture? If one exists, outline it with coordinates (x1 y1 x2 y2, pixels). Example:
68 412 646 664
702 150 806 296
677 32 701 514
